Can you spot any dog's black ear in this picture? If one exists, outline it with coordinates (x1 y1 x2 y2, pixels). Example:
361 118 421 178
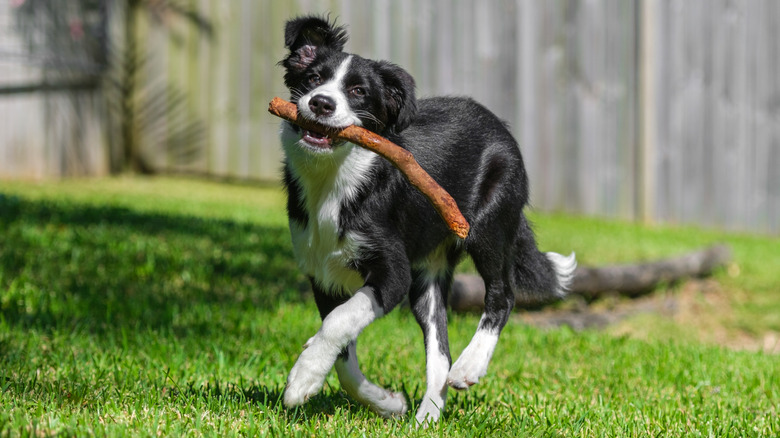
282 16 348 72
379 62 417 134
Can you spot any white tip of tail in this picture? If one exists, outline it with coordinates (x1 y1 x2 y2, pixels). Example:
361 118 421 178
546 252 577 296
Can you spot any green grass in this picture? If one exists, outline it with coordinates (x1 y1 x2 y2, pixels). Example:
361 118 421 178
1 177 778 437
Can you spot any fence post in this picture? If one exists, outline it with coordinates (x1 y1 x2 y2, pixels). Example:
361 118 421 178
638 0 658 223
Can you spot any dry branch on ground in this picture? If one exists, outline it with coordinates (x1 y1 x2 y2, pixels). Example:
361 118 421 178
450 245 732 312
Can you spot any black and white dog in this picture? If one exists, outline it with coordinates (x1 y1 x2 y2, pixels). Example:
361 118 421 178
278 16 575 424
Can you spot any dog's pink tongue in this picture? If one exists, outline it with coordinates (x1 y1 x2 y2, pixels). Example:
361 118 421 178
303 130 332 147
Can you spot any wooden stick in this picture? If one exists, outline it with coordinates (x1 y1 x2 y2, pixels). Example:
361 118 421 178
268 97 470 239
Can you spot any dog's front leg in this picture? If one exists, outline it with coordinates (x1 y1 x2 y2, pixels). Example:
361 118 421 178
410 276 452 425
334 340 408 418
283 288 384 407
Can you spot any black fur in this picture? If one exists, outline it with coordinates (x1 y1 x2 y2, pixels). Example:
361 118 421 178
287 93 561 311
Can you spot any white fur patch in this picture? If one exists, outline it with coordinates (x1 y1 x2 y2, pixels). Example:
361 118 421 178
412 240 456 283
415 282 450 425
298 56 360 128
546 251 577 296
447 315 499 390
335 342 408 418
283 133 377 293
284 288 384 407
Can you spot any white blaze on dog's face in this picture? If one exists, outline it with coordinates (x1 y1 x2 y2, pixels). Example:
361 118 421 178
297 55 360 130
282 33 417 153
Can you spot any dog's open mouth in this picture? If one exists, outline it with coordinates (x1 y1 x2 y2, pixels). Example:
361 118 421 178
301 129 334 148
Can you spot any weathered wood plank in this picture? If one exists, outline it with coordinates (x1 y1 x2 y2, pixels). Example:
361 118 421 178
1 0 777 233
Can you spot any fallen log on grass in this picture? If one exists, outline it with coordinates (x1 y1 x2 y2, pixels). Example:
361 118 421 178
450 244 732 312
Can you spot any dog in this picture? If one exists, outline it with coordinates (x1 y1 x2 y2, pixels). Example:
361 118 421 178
278 15 576 424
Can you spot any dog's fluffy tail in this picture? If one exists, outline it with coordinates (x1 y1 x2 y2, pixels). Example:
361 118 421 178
510 219 577 308
545 251 577 296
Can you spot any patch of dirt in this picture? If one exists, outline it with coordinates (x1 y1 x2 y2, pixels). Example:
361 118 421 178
517 279 780 354
519 290 676 331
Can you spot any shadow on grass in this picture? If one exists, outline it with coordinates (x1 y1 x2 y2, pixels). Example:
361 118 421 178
0 194 307 333
175 380 287 408
173 380 367 420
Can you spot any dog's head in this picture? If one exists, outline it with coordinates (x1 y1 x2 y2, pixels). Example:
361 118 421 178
281 16 417 151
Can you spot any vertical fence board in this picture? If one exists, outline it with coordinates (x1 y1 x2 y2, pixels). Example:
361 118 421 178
1 0 777 233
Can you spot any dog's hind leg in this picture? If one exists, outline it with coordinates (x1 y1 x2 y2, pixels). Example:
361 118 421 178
409 271 453 424
334 341 408 418
446 272 508 390
447 220 516 390
448 214 574 389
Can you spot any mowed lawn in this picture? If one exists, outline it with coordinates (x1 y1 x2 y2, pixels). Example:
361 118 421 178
1 177 778 437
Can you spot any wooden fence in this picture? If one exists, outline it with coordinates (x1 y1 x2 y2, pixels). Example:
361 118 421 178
1 0 778 234
0 1 108 178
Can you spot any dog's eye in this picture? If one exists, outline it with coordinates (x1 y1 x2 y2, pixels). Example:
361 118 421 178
308 74 322 86
350 87 366 97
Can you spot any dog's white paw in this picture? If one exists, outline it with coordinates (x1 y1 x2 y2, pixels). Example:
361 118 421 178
415 398 443 425
370 390 408 419
448 328 498 390
283 362 324 407
447 355 488 390
283 340 333 407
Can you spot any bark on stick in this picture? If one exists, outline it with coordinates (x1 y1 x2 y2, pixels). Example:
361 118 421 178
268 97 470 238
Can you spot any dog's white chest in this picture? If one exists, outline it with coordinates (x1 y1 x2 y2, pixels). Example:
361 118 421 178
290 210 365 294
286 144 376 294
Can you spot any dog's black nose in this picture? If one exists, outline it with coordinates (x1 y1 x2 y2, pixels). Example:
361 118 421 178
309 95 336 117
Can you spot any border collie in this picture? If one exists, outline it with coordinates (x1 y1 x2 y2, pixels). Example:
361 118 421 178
278 15 576 424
